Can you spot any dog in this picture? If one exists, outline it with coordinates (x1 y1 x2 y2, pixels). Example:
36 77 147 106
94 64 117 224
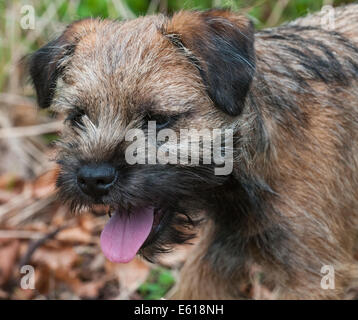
29 4 358 299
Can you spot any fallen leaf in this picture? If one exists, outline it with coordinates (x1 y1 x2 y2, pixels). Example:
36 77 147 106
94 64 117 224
31 246 78 272
12 287 36 300
0 288 9 299
106 257 150 299
71 278 106 298
0 173 23 192
32 168 58 199
57 227 94 244
0 240 20 286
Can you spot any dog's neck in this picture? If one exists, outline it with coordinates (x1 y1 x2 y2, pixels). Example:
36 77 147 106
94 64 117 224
199 38 310 283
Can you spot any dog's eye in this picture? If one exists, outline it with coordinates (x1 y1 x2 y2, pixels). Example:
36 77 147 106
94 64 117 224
65 108 86 128
143 113 179 130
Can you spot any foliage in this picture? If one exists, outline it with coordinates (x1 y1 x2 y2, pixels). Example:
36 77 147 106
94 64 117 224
138 267 176 299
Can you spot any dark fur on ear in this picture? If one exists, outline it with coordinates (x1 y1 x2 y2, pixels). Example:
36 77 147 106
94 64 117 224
29 19 95 108
29 38 74 108
164 10 256 116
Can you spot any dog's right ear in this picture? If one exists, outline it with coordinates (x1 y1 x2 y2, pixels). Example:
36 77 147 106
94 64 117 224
29 36 74 109
29 19 95 108
164 10 256 116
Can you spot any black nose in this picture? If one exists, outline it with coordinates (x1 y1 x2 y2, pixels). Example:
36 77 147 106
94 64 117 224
77 164 117 198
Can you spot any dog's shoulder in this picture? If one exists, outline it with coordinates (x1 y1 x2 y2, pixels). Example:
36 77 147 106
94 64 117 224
287 3 358 45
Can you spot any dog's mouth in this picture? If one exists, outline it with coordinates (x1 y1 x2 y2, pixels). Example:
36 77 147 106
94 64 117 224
100 207 166 263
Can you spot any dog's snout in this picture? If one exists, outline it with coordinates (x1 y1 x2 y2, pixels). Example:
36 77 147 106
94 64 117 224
77 164 117 197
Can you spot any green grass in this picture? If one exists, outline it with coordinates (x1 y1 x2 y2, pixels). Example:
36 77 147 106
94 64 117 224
41 133 59 145
138 267 176 299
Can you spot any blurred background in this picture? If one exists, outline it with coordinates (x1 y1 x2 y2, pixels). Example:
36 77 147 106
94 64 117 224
0 0 356 300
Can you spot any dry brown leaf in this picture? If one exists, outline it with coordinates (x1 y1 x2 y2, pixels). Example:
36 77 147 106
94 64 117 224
0 188 16 203
31 246 78 272
0 240 20 286
50 205 70 226
79 214 103 232
12 287 36 300
12 104 38 127
71 278 106 298
32 168 58 199
106 257 150 299
0 173 23 192
57 226 94 244
27 264 52 295
0 288 9 299
0 173 15 190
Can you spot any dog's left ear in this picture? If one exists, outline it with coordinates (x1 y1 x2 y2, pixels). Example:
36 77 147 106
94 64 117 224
28 19 98 109
165 10 256 116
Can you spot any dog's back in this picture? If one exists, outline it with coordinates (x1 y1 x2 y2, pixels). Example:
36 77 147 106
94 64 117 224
176 5 358 299
289 3 358 44
250 4 358 298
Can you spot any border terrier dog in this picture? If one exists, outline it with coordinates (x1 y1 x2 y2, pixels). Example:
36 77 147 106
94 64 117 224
29 4 358 299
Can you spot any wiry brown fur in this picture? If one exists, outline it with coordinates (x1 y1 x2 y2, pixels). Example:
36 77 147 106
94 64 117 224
29 4 358 299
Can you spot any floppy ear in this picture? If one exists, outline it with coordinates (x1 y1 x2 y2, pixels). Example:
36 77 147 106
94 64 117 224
29 19 95 108
29 37 73 108
165 10 256 116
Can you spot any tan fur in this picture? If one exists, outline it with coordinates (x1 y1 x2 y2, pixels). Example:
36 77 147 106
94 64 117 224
173 5 358 299
30 4 358 299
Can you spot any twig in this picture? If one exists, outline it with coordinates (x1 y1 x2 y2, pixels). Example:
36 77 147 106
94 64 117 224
18 218 78 267
0 192 32 222
8 195 56 226
266 0 290 27
18 226 63 267
111 0 136 19
0 121 62 139
212 0 222 7
0 93 36 108
0 190 15 202
0 229 45 239
159 0 168 14
0 109 33 173
146 0 161 15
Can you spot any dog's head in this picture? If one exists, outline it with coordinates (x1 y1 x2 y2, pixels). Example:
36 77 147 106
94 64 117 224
29 10 255 263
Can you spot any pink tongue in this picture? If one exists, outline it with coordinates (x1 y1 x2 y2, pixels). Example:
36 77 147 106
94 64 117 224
100 208 154 263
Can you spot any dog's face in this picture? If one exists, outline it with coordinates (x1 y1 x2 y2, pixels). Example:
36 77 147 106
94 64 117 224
29 10 255 263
